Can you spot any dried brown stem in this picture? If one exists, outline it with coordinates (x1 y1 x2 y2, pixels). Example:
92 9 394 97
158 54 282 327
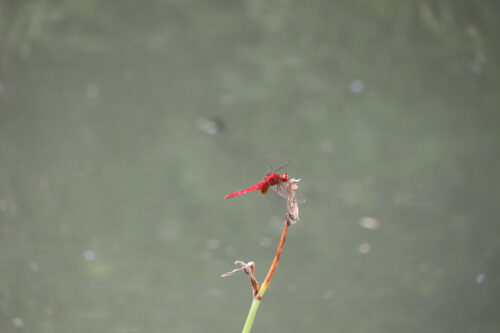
221 261 260 299
257 179 300 298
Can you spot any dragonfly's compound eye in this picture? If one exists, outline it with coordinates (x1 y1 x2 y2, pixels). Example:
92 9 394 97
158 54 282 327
281 172 289 182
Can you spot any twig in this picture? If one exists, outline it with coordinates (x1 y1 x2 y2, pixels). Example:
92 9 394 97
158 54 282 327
221 261 260 299
258 179 300 298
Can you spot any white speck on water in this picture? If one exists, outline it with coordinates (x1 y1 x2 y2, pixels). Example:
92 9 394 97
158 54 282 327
358 242 371 254
196 118 224 135
359 217 379 230
202 120 219 135
475 273 485 284
29 262 39 272
349 79 364 94
12 318 24 328
84 250 95 261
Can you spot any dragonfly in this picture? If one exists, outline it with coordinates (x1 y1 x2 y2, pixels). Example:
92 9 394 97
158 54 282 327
224 161 303 202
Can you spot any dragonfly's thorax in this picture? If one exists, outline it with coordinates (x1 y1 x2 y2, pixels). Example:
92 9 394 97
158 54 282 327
264 173 280 186
264 172 289 186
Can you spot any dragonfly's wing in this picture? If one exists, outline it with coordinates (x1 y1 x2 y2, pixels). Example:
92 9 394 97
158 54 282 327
274 160 291 172
265 160 291 175
270 184 306 204
295 191 306 204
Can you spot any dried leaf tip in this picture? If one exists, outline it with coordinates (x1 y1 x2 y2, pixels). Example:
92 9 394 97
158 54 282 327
221 261 261 299
221 261 255 277
286 179 301 225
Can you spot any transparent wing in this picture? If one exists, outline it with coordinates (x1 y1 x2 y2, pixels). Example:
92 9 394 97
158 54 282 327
274 160 291 172
270 184 306 204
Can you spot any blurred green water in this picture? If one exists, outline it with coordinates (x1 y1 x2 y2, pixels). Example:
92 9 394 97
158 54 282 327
1 1 500 332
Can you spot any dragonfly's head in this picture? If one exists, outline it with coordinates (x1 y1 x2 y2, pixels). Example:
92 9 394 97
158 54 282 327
280 172 289 183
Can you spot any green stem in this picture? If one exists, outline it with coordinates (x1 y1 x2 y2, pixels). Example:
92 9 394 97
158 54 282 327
242 298 261 333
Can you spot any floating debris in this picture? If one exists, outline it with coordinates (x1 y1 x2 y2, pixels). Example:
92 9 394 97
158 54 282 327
29 262 39 272
359 217 379 230
84 250 95 261
349 79 364 94
12 318 24 328
358 242 371 254
196 117 225 135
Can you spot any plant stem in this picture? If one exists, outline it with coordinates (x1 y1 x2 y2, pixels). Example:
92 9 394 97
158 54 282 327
239 180 300 333
258 223 289 298
241 221 290 332
242 298 261 333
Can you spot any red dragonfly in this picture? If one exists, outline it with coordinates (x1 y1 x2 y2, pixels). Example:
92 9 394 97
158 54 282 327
224 161 292 199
